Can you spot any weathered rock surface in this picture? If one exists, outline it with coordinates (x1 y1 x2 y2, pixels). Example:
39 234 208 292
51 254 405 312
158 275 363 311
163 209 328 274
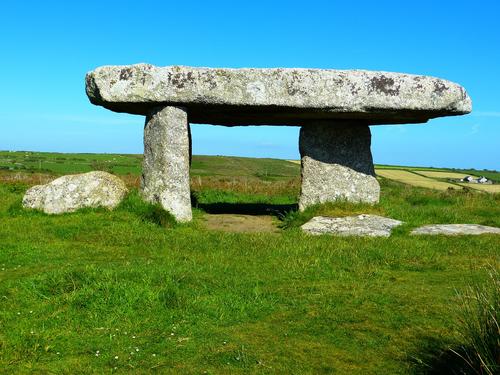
301 214 403 237
85 64 472 224
299 123 380 208
411 224 500 236
22 171 128 214
86 64 471 126
141 106 192 222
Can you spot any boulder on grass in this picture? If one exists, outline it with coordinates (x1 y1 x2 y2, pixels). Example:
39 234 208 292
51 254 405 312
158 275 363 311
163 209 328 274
22 171 128 214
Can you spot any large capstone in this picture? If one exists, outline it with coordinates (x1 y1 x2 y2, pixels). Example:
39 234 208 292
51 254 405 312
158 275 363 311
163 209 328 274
22 171 128 214
299 122 380 209
142 106 192 222
86 64 471 126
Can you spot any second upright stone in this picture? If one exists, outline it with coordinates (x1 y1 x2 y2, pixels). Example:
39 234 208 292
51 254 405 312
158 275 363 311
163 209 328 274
299 122 380 210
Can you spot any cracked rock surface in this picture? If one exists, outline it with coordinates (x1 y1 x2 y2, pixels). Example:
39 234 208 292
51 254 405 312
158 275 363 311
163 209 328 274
299 123 380 208
86 64 471 126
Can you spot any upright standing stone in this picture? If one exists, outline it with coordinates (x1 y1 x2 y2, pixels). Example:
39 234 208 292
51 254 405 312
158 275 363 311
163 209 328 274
298 122 380 210
142 106 192 222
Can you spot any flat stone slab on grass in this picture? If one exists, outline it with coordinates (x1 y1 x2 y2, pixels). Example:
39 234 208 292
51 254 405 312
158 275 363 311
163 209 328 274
301 214 403 237
86 64 471 125
22 171 128 214
411 224 500 236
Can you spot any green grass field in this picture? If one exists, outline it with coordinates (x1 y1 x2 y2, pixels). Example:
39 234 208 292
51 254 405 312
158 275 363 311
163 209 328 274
0 152 499 373
0 151 301 180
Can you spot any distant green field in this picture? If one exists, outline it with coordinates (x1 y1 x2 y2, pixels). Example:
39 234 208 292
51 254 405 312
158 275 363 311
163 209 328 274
415 170 478 179
458 183 500 193
191 155 300 180
1 151 498 184
375 163 500 182
0 151 300 180
0 151 143 175
375 169 460 191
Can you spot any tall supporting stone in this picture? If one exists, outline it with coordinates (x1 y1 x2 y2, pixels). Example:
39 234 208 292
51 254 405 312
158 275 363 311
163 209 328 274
141 106 192 222
298 122 380 211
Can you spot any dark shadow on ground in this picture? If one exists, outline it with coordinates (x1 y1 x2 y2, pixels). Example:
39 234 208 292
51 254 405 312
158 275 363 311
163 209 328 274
408 336 484 375
192 198 297 217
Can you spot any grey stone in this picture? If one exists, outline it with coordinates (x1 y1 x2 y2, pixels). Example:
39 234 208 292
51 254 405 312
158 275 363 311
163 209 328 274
85 64 472 224
299 122 380 209
22 171 128 214
141 106 192 222
411 224 500 236
301 214 403 237
86 64 471 126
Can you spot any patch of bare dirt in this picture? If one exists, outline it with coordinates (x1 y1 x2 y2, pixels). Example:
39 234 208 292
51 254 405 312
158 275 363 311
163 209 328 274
203 214 280 233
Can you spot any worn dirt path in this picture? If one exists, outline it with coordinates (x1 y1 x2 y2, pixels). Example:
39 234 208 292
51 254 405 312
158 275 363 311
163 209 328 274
202 214 280 233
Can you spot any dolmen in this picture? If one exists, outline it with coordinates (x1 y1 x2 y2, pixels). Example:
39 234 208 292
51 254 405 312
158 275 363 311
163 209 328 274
85 64 471 222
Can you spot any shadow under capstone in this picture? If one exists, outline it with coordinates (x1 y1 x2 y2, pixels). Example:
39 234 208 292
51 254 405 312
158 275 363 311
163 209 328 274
191 195 297 217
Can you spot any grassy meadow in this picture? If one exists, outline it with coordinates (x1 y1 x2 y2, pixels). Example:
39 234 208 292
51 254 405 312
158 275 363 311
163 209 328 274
0 151 499 374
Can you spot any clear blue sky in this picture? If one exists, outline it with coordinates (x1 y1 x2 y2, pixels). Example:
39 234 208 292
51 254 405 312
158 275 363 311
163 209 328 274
1 0 498 170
